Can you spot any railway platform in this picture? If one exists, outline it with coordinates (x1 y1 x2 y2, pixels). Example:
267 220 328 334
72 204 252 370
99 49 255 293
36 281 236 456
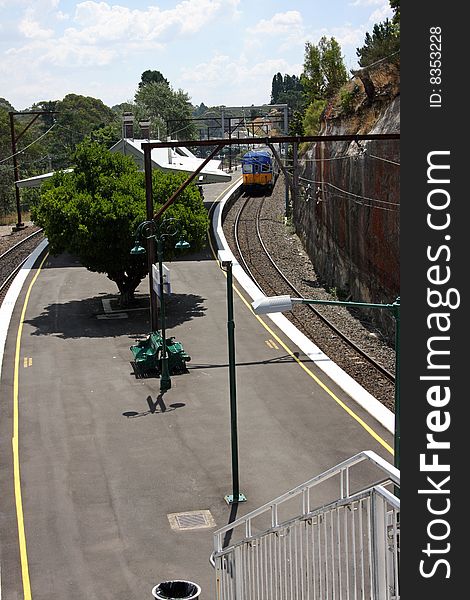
0 176 394 599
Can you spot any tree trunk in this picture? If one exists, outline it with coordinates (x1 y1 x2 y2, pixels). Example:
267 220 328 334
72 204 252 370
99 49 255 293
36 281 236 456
358 71 375 106
108 270 143 308
119 288 135 308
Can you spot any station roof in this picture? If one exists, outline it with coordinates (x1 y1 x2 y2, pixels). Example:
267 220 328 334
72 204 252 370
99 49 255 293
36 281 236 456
16 138 230 188
108 138 230 184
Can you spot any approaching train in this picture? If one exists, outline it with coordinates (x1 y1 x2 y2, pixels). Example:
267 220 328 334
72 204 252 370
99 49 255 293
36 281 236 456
241 149 276 192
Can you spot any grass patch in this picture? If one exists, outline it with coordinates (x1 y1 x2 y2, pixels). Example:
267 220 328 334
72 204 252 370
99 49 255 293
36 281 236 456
0 211 31 226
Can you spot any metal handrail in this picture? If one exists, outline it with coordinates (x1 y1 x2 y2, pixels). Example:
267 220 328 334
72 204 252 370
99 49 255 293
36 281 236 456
215 484 395 558
214 450 399 553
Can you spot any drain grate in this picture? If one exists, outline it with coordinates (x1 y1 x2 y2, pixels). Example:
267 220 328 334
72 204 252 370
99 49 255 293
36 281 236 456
168 510 216 531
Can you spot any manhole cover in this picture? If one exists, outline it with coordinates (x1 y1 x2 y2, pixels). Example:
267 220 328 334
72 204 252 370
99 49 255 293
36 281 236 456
168 510 216 531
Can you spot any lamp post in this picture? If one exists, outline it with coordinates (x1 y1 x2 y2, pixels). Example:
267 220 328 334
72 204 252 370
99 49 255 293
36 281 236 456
252 295 401 470
131 217 189 392
218 250 247 505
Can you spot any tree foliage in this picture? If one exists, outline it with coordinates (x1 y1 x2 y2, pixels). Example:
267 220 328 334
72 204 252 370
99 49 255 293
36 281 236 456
33 94 119 170
31 141 208 304
0 107 16 217
356 19 400 67
134 81 196 140
138 70 169 89
302 99 327 136
301 37 348 102
270 73 305 112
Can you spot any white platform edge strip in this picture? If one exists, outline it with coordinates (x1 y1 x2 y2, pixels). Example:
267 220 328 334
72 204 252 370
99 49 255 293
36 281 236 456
0 239 49 380
213 180 394 434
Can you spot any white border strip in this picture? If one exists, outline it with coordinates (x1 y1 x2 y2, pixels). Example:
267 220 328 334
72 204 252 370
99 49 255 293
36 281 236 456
213 182 394 434
0 239 48 379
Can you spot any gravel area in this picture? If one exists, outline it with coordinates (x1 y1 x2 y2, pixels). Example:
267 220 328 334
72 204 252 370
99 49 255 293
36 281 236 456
223 176 396 412
0 222 42 255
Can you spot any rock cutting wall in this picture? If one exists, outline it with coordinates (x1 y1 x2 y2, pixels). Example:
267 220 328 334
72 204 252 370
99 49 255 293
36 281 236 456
294 95 400 339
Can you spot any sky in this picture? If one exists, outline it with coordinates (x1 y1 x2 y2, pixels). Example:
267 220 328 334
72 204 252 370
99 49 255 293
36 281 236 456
0 0 393 111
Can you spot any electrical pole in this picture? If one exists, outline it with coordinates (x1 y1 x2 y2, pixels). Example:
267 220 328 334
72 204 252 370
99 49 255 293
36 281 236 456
8 110 58 231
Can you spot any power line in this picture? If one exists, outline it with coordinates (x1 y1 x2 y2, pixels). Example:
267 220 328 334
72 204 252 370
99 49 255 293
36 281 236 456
299 175 399 208
0 123 56 164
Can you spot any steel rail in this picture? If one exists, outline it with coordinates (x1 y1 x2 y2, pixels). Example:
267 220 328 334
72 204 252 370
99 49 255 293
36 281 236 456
0 228 43 263
0 228 45 295
233 195 270 291
232 194 395 383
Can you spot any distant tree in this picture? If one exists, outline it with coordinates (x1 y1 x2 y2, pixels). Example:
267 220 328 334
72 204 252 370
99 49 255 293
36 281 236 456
88 123 121 147
270 74 284 104
356 19 400 67
270 73 304 112
31 141 209 305
138 70 169 89
135 82 196 140
193 103 209 118
289 110 305 136
301 37 348 102
0 105 52 217
33 94 118 169
0 108 16 216
0 97 14 112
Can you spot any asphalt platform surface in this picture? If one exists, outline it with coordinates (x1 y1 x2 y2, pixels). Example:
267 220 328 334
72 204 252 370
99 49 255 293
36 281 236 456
0 177 393 599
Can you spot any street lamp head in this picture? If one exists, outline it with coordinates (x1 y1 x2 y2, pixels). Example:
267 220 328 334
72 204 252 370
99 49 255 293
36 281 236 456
217 249 233 269
130 241 146 255
252 295 293 315
175 239 190 250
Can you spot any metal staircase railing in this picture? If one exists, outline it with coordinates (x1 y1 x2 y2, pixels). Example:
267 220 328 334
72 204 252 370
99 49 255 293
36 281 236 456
212 451 400 600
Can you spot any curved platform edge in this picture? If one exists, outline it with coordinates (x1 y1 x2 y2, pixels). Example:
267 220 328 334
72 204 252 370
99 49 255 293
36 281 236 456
211 181 394 435
0 239 49 379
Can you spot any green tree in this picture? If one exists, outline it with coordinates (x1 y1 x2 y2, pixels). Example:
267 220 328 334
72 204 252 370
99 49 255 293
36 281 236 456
270 73 305 112
135 82 196 140
301 37 348 102
390 0 400 26
356 19 400 67
0 97 14 112
34 94 118 169
289 110 305 136
0 107 16 217
138 70 169 89
31 141 208 305
0 105 52 218
302 99 327 135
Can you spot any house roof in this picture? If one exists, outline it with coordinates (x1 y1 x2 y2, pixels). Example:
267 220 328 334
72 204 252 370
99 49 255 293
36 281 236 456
109 138 230 184
16 138 230 188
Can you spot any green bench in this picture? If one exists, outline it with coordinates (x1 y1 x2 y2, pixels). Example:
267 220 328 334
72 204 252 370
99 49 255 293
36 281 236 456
130 332 190 374
166 337 191 374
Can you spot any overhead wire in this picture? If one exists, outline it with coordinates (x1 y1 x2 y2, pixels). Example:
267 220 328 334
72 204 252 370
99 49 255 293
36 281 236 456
298 175 399 211
0 123 56 164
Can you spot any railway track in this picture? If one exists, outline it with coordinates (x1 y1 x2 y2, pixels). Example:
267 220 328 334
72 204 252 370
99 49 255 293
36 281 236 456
0 228 45 302
223 190 396 410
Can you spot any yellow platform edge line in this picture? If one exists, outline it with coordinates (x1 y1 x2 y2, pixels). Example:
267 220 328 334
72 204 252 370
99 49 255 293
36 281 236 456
206 195 393 456
12 252 49 600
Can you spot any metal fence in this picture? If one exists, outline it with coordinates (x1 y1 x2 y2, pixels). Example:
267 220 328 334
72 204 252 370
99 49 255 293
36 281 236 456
213 451 400 600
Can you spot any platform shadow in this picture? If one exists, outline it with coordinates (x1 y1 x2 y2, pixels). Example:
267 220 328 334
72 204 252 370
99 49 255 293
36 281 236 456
24 292 206 339
187 352 315 370
122 393 186 418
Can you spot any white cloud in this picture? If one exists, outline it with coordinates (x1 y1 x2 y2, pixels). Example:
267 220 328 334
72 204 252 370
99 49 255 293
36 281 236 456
350 0 384 6
180 53 303 105
19 9 54 39
70 0 239 42
368 4 393 23
5 0 242 70
247 11 304 36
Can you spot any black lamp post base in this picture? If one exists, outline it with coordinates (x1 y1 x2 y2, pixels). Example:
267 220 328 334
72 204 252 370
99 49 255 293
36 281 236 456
224 493 247 505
